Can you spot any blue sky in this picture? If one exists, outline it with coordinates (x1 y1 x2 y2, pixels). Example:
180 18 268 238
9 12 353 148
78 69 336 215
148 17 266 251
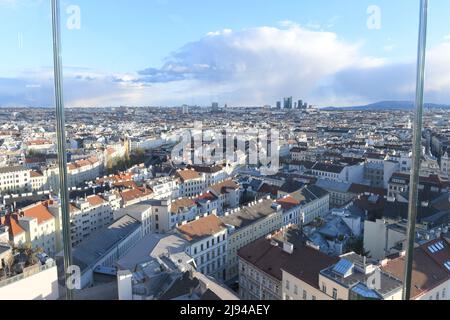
1 0 450 107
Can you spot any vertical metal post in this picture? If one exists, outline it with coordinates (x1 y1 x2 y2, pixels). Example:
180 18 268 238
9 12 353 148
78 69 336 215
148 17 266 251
403 0 428 301
51 0 74 300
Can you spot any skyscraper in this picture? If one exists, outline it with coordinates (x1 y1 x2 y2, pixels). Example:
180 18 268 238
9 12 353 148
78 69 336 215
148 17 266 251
283 97 293 109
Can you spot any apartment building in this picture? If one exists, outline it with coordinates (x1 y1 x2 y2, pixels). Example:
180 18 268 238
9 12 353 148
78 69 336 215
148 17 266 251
319 252 403 300
276 185 329 227
119 187 154 207
195 192 220 216
381 238 450 300
363 157 398 189
68 156 104 187
67 195 118 246
388 172 448 199
177 169 207 198
311 162 364 184
178 215 228 280
220 198 283 280
290 147 308 162
0 166 31 193
146 176 180 200
363 219 407 261
170 198 199 228
188 164 230 186
238 227 337 300
440 150 450 177
208 179 242 215
24 139 55 155
40 156 104 191
0 202 58 256
30 170 47 191
114 202 154 237
315 179 354 208
114 198 197 235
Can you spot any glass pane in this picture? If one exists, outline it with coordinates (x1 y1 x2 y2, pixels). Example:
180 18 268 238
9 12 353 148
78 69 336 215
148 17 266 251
2 0 450 304
0 1 60 300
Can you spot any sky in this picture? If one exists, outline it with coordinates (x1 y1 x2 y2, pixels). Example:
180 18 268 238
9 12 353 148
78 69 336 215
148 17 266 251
1 0 450 107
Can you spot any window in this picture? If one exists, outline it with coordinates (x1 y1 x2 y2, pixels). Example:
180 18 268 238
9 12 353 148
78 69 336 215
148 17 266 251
322 284 327 294
303 290 307 300
332 288 338 300
285 280 290 290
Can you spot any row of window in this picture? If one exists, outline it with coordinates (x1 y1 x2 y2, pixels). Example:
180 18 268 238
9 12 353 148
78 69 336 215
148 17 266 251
193 234 227 254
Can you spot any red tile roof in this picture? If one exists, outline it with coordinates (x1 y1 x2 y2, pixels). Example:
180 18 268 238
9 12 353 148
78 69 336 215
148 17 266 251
178 215 226 242
21 203 54 224
0 215 25 237
177 169 201 182
381 238 450 299
171 198 197 215
276 196 301 210
86 195 105 207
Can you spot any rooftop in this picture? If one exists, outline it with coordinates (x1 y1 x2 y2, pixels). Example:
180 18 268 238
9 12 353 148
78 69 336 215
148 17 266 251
220 198 279 230
68 215 141 272
178 214 227 242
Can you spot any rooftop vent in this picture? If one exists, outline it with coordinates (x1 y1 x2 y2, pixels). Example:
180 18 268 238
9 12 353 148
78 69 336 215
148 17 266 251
283 242 294 255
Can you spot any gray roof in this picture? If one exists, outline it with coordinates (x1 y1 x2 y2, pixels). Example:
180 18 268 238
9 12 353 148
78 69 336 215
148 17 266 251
116 233 188 271
220 198 278 229
312 163 345 174
115 202 153 217
315 179 352 193
0 166 28 174
70 215 141 272
290 185 329 204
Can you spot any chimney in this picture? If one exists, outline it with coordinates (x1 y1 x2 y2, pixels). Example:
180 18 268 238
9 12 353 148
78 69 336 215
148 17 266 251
283 242 294 255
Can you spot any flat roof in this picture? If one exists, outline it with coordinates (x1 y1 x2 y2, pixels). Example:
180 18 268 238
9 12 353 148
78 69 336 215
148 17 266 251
69 215 141 271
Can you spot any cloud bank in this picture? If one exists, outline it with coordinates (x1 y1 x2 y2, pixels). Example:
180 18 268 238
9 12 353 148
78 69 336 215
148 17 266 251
1 24 450 107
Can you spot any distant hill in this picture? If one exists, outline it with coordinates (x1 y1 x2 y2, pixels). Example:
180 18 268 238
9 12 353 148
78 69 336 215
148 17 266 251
322 101 450 111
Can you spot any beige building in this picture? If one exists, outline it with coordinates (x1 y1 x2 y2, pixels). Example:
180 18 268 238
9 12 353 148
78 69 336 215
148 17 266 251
177 169 207 198
364 219 406 261
220 198 283 280
0 166 31 193
67 194 119 246
1 202 59 256
318 252 403 300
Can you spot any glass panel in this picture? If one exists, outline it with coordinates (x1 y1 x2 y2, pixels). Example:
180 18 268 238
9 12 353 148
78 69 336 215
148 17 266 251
2 0 450 303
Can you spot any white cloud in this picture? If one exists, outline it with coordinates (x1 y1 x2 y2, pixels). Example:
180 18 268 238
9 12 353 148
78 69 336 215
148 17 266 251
2 24 450 107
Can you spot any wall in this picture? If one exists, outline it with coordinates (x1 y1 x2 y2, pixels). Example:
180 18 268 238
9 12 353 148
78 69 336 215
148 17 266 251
0 265 59 300
282 270 331 300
